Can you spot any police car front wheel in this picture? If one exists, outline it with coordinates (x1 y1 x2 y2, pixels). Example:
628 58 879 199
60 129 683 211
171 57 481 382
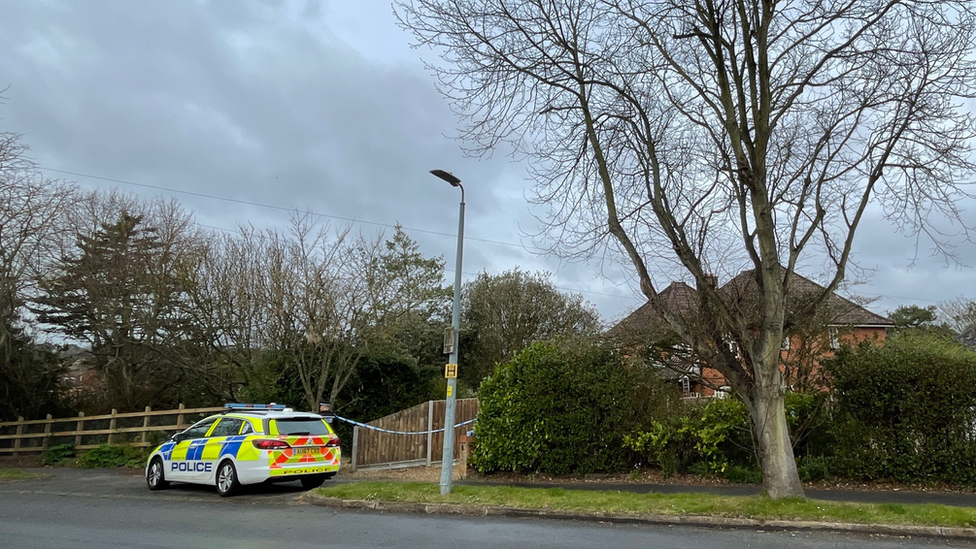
216 460 240 497
147 457 169 491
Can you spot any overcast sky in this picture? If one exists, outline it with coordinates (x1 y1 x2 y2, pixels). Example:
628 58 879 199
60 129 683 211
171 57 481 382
1 0 973 325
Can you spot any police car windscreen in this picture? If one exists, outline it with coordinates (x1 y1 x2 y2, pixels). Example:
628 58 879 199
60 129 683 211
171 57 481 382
274 418 330 436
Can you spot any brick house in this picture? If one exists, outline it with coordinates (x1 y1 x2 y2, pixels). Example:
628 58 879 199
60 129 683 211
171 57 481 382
610 270 894 397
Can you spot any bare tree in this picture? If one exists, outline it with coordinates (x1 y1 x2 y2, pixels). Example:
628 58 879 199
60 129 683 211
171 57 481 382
0 131 75 352
269 215 375 412
201 214 383 412
396 0 976 497
0 129 76 419
185 228 271 399
189 216 450 412
937 296 976 333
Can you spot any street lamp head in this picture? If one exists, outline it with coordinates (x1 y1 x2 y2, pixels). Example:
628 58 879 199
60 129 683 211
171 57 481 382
430 169 462 187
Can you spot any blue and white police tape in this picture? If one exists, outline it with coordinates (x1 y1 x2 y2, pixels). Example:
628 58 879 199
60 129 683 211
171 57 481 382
333 415 476 436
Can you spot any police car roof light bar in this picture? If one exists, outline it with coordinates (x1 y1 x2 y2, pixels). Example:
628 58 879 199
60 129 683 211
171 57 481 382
223 403 287 410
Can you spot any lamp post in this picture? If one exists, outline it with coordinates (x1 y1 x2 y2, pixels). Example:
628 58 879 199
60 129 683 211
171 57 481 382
431 169 463 495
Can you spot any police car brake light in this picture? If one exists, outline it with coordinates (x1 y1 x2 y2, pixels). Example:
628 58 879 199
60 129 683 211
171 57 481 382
326 435 341 448
252 439 291 450
224 403 287 411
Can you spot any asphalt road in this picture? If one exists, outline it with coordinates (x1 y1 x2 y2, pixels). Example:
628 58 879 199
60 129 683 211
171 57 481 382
0 468 971 548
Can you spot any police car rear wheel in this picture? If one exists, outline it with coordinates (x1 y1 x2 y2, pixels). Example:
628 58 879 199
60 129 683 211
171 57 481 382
300 474 327 490
147 457 169 490
216 460 240 497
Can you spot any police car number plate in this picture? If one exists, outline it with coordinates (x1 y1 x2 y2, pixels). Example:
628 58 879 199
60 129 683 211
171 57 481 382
294 447 318 455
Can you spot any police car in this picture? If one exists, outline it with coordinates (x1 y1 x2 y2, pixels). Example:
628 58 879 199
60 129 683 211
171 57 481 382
145 403 341 496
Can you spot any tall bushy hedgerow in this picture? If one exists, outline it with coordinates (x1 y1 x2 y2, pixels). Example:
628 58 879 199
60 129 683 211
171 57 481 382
469 341 676 475
824 333 976 484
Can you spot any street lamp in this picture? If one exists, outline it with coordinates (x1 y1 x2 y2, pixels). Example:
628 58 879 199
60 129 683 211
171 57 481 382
431 169 464 495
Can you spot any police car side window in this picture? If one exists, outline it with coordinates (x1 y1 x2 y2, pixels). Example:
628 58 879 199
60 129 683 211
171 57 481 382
241 422 254 435
210 418 244 437
181 418 217 439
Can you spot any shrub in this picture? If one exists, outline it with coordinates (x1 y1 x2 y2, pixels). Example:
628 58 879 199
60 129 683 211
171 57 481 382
796 455 830 482
723 464 763 484
78 444 147 468
824 333 976 485
43 443 76 467
470 341 676 475
624 397 753 475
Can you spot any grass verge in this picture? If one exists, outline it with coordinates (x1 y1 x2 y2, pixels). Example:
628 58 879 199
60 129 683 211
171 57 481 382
0 469 44 482
316 482 976 529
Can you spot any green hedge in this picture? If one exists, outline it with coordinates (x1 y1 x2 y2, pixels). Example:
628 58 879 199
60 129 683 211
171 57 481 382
470 332 976 486
470 341 676 475
824 333 976 484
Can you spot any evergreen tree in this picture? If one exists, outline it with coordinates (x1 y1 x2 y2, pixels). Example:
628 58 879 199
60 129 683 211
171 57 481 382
32 212 197 411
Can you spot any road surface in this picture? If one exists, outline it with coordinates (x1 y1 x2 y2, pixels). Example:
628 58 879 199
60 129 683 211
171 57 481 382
0 468 968 548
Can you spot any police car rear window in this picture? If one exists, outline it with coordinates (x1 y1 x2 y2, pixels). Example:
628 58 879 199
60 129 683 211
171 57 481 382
273 418 330 436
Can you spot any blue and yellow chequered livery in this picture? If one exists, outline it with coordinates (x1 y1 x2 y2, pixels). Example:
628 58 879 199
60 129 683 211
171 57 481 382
145 404 340 496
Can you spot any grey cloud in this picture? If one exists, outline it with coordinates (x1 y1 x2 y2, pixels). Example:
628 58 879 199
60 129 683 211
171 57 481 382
2 0 972 325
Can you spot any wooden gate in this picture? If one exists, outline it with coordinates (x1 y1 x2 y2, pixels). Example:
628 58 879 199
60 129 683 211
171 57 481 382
350 398 478 470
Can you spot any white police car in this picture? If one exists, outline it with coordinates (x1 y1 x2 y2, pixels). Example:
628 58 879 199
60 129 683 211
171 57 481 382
145 403 341 496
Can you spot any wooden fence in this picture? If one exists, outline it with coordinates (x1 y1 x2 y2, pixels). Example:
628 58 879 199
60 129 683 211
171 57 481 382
0 405 223 456
350 398 479 471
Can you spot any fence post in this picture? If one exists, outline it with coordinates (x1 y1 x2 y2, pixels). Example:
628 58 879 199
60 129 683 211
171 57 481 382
13 417 23 453
107 409 117 444
351 426 359 472
176 403 185 429
75 412 85 448
425 400 433 467
141 406 152 445
42 414 53 450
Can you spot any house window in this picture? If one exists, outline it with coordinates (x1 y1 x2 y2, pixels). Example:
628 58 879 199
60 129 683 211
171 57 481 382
722 334 738 354
680 375 691 396
829 327 840 350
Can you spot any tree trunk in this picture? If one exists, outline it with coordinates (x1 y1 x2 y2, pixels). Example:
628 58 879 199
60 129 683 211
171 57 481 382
747 380 803 499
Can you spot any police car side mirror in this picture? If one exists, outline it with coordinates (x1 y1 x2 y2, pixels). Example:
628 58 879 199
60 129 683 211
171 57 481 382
171 432 185 443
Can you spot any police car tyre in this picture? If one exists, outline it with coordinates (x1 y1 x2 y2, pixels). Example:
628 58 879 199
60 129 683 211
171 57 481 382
147 457 169 490
216 460 240 497
300 474 327 490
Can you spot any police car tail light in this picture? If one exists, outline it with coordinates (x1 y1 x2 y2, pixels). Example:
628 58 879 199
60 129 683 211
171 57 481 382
325 435 340 448
252 439 291 450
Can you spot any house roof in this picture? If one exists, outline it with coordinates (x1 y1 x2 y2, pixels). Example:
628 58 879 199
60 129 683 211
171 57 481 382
722 270 894 327
607 282 697 341
609 269 893 343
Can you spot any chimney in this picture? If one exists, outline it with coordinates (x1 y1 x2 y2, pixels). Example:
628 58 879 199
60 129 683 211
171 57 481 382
698 274 718 290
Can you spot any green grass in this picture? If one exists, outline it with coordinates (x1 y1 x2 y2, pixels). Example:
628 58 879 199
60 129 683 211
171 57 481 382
316 482 976 529
0 469 44 481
